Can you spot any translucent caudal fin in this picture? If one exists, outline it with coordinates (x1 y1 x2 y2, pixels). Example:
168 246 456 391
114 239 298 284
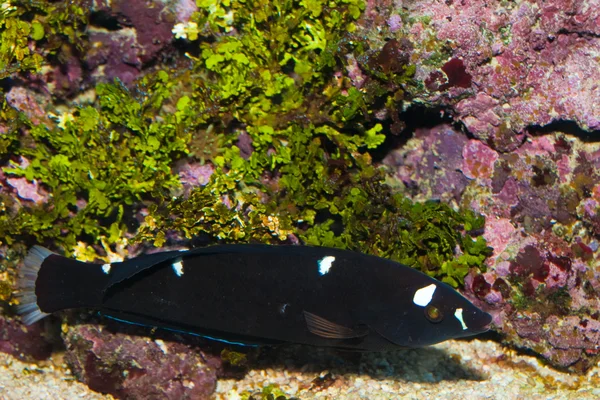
14 246 53 325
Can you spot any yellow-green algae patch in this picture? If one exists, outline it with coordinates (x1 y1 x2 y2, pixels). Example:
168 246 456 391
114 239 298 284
1 0 489 306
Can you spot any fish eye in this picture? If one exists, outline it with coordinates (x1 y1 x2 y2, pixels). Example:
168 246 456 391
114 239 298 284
425 305 444 323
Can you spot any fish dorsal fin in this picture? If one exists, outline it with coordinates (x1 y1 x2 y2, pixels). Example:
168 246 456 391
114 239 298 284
105 245 285 288
303 311 368 339
106 251 185 287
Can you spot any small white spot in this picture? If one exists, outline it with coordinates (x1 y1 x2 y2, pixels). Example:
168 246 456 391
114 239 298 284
102 264 111 274
413 283 436 307
183 380 195 389
172 259 184 277
154 339 168 354
318 256 336 275
178 248 188 252
279 303 289 315
454 308 468 330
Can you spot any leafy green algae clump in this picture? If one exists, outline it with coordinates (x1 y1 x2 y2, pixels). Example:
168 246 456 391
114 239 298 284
241 384 291 400
136 0 489 286
0 0 88 79
0 73 190 252
0 0 489 302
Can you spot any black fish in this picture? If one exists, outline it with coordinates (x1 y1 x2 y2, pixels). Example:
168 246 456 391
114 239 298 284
16 244 492 350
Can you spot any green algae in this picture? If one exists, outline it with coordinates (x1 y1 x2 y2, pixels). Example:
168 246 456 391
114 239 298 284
220 348 248 368
0 0 88 79
189 0 367 131
0 72 190 254
138 133 488 286
1 0 489 305
242 384 292 400
148 0 488 286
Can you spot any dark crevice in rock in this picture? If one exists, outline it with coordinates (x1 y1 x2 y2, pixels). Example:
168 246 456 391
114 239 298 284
89 11 123 31
529 120 600 143
370 105 453 162
556 29 600 39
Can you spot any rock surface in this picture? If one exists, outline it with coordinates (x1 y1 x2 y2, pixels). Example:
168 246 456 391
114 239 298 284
63 322 222 400
385 126 600 371
362 0 600 150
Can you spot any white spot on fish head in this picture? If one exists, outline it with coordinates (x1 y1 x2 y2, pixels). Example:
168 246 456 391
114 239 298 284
318 256 336 275
102 264 111 274
454 308 468 330
412 283 436 307
172 259 184 277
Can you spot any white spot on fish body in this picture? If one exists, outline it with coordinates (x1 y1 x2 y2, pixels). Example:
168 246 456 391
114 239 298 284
318 256 336 275
172 259 184 277
454 308 468 330
102 264 111 274
413 284 436 307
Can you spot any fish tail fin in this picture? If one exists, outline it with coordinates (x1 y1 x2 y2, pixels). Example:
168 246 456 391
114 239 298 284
15 246 109 325
14 246 53 325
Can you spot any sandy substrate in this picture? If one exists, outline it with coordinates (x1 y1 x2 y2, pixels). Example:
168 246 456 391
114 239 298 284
2 339 600 399
0 353 111 400
216 339 600 400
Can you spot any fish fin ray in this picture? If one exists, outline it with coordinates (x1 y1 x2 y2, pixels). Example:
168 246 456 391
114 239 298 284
15 246 54 325
303 311 368 339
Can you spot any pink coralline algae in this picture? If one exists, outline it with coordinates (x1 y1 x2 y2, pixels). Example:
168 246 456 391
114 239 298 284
47 52 84 99
85 0 177 86
174 0 198 22
378 0 600 150
386 126 600 371
94 0 176 65
462 140 498 181
176 161 215 197
2 157 49 204
86 30 143 86
545 315 600 364
346 54 367 89
0 316 53 361
385 125 469 204
5 177 47 204
63 323 222 399
482 218 516 255
5 87 49 126
455 93 526 152
387 14 402 33
33 0 181 95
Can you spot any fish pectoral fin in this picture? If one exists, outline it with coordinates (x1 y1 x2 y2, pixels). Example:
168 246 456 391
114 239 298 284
303 311 368 340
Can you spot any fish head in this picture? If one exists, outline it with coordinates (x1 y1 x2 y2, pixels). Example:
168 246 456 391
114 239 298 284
371 277 492 347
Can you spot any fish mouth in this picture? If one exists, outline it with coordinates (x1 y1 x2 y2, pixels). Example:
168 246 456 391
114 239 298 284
477 311 493 332
465 309 493 333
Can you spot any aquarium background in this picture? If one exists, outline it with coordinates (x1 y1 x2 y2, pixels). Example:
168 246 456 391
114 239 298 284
1 0 600 398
